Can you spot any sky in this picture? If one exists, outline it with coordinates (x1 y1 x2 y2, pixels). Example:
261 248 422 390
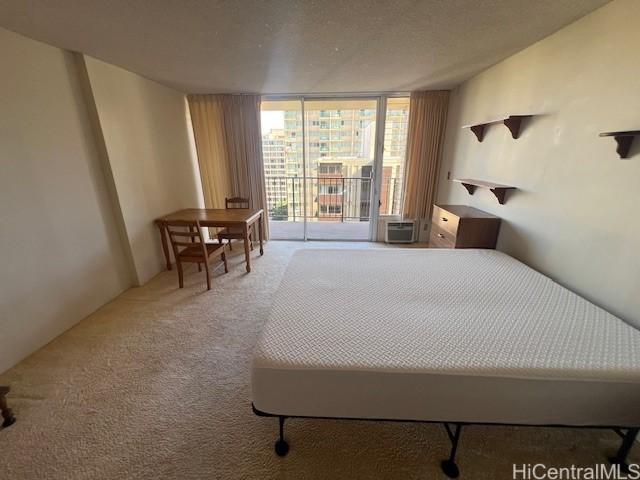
261 111 284 134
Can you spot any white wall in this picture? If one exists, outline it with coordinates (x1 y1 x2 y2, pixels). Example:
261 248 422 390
438 0 640 327
83 56 204 285
0 28 133 372
0 29 205 372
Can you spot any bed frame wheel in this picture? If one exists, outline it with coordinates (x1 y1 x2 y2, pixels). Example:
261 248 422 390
608 427 639 474
0 386 16 429
274 416 289 457
440 459 460 478
441 423 463 478
275 439 289 457
607 457 631 475
2 415 16 429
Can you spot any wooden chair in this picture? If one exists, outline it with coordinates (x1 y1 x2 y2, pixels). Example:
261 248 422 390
166 220 228 290
217 197 253 251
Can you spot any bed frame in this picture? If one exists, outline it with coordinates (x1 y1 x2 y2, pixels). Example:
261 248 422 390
252 404 638 478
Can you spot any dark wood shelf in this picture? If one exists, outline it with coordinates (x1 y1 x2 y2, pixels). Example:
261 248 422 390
452 178 516 205
462 115 532 142
599 131 640 159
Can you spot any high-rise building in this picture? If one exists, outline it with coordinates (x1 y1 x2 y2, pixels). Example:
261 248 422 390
261 130 288 219
261 99 409 222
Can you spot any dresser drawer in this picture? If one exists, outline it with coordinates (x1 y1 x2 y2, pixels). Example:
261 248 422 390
432 205 459 235
430 204 501 250
429 224 456 248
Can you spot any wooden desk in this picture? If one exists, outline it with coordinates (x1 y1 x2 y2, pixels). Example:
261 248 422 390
155 208 264 273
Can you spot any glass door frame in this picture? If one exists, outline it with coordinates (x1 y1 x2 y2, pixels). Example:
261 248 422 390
262 92 409 241
370 96 386 242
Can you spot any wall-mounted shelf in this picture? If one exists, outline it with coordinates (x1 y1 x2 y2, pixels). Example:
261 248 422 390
462 115 532 142
452 178 516 205
599 131 640 159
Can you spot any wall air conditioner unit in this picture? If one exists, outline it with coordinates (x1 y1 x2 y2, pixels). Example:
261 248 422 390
385 220 415 244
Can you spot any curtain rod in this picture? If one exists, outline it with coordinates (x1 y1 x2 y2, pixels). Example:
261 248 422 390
261 91 411 100
189 91 411 98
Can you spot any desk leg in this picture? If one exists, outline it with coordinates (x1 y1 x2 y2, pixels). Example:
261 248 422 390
244 224 251 273
259 213 264 256
157 222 172 271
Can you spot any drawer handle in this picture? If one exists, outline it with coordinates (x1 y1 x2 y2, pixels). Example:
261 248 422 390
441 217 448 222
437 233 445 238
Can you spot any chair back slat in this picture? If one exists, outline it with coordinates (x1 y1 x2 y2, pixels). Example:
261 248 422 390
225 197 250 209
165 220 207 260
162 219 229 291
169 231 200 238
172 241 199 248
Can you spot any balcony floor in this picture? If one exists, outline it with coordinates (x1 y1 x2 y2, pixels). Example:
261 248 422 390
269 220 370 240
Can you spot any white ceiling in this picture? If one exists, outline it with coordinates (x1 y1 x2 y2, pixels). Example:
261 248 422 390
0 0 609 94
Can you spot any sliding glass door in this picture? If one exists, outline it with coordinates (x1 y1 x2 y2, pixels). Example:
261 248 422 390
261 96 409 241
261 100 304 239
380 97 410 217
303 98 377 240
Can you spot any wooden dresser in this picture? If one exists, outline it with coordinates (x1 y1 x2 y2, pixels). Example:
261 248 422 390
429 204 501 249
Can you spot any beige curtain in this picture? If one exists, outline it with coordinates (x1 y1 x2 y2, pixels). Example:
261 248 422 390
402 90 450 221
188 95 230 210
188 94 269 239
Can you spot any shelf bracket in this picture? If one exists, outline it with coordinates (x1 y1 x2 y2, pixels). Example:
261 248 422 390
460 182 477 195
613 135 634 159
469 125 485 142
490 188 508 205
599 131 640 159
503 116 525 139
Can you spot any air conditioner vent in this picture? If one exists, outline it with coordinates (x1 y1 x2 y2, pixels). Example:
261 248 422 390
385 221 415 243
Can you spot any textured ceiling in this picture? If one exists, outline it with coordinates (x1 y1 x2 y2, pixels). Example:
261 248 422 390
0 0 609 94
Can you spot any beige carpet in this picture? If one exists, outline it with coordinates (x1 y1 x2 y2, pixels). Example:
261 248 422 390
0 241 636 480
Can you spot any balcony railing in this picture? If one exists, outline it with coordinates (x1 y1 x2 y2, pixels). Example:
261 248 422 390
265 176 402 222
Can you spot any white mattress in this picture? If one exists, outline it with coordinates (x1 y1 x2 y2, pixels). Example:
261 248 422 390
252 249 640 426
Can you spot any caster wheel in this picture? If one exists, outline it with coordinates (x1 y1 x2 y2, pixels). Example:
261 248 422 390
275 439 289 457
608 457 630 474
441 459 459 478
2 415 16 428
